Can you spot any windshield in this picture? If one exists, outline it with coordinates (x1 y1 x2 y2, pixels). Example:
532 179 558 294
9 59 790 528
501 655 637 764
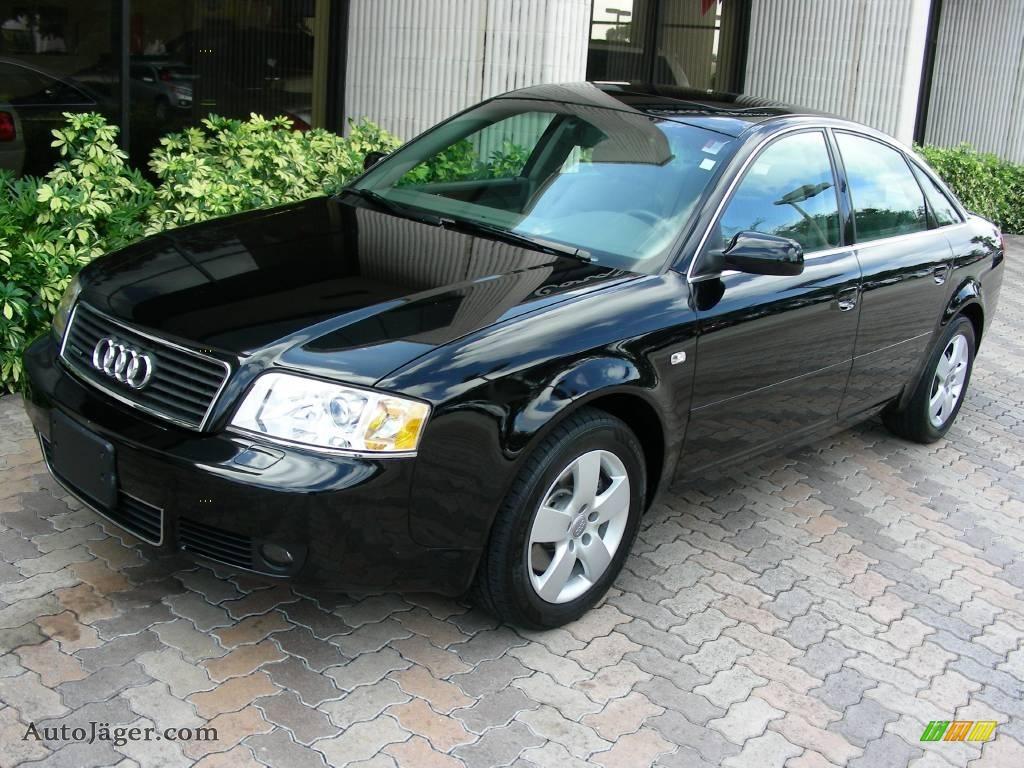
353 98 737 273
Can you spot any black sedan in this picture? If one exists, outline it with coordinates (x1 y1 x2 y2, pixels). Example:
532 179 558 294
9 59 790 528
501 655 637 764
23 83 1005 628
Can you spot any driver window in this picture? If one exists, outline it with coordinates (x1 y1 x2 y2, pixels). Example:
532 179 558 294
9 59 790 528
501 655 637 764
719 131 841 254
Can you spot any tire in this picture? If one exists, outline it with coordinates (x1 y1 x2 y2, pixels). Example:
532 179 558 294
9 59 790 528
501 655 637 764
472 407 645 628
883 315 976 444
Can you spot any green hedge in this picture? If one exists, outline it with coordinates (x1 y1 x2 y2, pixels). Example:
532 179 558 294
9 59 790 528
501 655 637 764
916 143 1024 235
0 112 400 392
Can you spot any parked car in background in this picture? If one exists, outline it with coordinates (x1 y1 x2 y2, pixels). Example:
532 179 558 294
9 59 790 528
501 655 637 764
0 58 110 177
0 103 24 176
23 83 1005 628
129 60 195 120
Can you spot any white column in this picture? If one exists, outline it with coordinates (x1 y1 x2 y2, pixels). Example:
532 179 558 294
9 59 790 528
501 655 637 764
345 0 590 141
745 0 934 143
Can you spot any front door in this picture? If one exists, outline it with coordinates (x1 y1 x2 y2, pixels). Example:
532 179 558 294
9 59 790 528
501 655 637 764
681 130 861 475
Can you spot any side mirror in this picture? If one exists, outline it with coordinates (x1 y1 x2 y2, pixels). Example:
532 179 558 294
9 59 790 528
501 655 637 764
722 231 804 276
363 151 388 171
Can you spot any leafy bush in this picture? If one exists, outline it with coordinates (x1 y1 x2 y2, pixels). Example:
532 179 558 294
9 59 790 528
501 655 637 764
146 115 401 232
916 143 1024 234
1 113 155 388
0 112 401 392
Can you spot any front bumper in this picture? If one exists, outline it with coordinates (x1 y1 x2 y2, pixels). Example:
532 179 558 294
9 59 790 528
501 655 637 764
22 333 479 595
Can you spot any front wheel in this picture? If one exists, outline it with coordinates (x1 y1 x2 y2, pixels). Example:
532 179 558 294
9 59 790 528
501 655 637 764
472 408 645 628
883 316 976 443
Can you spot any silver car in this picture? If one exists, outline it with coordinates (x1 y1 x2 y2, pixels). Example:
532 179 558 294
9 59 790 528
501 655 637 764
129 61 194 119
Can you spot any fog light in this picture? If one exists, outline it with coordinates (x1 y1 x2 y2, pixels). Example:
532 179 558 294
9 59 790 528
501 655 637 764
260 543 294 567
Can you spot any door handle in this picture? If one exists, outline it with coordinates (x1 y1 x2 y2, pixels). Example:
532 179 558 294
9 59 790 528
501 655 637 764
934 265 950 284
836 288 858 312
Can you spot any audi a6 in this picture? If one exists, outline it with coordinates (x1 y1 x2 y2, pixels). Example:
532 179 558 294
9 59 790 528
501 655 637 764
23 83 1005 627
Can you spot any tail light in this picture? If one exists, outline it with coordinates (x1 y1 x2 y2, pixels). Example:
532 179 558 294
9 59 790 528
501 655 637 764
158 70 173 82
0 111 15 142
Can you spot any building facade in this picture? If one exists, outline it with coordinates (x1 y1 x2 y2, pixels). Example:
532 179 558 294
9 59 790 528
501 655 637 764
1 0 1020 178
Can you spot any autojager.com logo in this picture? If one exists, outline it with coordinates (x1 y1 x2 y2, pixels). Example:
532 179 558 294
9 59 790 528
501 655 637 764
920 720 998 742
23 721 218 747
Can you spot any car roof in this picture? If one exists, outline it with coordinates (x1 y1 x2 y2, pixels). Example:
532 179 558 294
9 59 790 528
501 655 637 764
496 82 834 138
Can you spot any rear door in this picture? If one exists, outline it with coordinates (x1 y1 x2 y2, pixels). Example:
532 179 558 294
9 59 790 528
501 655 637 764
833 131 955 416
682 129 861 474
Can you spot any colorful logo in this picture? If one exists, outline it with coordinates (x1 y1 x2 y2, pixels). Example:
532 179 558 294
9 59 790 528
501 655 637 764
920 721 997 742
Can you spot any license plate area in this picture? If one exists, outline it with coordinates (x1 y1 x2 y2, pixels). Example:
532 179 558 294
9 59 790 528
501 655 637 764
49 410 117 510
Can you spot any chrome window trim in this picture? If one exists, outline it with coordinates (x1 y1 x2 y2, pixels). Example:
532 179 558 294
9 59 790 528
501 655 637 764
686 122 972 284
58 302 232 432
38 434 164 546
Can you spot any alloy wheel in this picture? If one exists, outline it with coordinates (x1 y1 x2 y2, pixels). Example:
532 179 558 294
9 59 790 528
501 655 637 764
928 333 969 428
527 449 630 604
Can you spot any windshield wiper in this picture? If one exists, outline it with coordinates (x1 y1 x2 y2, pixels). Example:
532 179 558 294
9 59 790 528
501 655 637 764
443 218 593 263
342 188 446 226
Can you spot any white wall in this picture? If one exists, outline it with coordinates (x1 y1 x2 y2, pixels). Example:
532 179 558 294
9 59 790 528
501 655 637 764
744 0 931 143
345 0 590 141
924 0 1024 163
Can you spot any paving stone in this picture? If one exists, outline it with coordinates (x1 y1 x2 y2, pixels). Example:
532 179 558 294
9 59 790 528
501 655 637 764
693 666 768 710
0 595 62 629
91 602 175 639
313 716 410 765
708 696 785 744
581 691 663 741
15 638 87 687
452 720 544 767
576 660 652 703
76 629 164 671
450 655 531 698
384 735 466 768
387 697 475 752
262 656 340 707
513 672 603 720
57 661 151 709
246 727 328 768
390 664 475 714
189 671 280 719
255 690 340 744
848 733 923 768
320 678 410 728
275 626 350 671
122 680 204 729
325 647 412 692
281 599 352 640
35 610 101 653
213 611 291 648
722 730 802 768
182 706 273 760
152 618 227 662
0 671 67 720
204 639 287 682
331 618 412 657
0 621 44 653
137 648 216 697
810 667 876 712
647 709 741 764
828 698 899 749
333 594 412 628
508 642 590 686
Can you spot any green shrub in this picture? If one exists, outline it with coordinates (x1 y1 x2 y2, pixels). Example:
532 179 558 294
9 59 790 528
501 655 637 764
916 143 1024 234
0 113 155 389
0 112 401 392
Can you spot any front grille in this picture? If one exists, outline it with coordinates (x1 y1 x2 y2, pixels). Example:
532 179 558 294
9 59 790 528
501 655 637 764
60 303 230 430
179 518 254 569
39 435 163 545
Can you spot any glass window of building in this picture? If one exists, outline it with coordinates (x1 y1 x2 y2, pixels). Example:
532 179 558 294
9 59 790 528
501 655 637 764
587 0 748 91
0 0 119 177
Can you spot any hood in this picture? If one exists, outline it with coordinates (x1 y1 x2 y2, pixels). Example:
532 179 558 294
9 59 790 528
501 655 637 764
78 197 639 385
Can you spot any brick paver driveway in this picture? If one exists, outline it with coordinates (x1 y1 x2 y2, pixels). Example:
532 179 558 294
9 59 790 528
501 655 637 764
1 240 1022 768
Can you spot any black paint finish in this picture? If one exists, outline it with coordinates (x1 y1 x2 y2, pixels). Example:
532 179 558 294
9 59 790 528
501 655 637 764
22 84 1006 594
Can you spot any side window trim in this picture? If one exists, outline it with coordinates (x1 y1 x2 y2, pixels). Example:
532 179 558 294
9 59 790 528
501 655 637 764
833 129 930 245
693 127 841 277
906 157 967 228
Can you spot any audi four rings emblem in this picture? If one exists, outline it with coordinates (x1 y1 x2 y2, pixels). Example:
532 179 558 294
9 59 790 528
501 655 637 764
91 338 154 390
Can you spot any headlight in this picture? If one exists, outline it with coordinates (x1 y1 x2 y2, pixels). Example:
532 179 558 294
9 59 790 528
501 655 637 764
230 372 430 454
52 274 81 342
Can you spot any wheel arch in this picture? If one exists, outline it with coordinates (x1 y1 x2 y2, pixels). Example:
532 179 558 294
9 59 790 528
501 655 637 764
944 277 985 349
